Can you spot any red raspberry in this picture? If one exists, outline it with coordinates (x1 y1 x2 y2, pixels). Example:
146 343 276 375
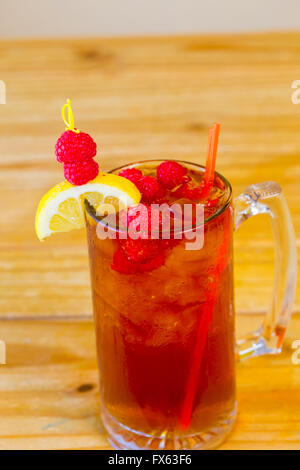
111 246 165 274
157 161 188 189
55 130 97 163
137 176 165 203
118 168 143 186
120 204 162 236
64 159 99 185
111 249 139 274
151 182 166 203
119 238 160 263
173 180 203 201
118 169 166 203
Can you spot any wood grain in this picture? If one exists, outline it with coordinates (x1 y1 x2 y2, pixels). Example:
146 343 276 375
0 32 299 318
0 33 299 450
0 314 299 450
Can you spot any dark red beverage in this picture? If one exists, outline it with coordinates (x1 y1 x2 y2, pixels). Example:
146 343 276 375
85 161 236 450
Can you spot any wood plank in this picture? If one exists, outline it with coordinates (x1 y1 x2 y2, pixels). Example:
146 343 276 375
0 31 299 451
0 314 299 450
0 33 299 319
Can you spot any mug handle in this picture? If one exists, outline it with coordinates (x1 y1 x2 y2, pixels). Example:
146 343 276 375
234 181 297 359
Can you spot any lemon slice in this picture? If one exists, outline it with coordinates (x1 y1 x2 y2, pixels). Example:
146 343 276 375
35 173 141 240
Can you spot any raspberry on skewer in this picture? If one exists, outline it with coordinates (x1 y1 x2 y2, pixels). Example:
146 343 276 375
55 130 97 163
64 160 99 185
55 99 99 185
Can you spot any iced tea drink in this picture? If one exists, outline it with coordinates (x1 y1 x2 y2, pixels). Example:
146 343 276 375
85 161 236 450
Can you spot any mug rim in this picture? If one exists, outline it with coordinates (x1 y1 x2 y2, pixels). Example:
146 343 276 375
84 159 232 229
109 159 232 224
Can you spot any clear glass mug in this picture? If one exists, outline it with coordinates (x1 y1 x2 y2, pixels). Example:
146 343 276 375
85 161 297 450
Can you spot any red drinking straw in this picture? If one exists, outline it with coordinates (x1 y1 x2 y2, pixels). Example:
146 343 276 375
179 123 222 429
201 122 221 199
179 227 230 429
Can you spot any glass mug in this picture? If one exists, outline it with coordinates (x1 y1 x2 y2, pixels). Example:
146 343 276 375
85 160 297 450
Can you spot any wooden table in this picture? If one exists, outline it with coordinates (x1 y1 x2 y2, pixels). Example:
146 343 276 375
0 32 299 450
